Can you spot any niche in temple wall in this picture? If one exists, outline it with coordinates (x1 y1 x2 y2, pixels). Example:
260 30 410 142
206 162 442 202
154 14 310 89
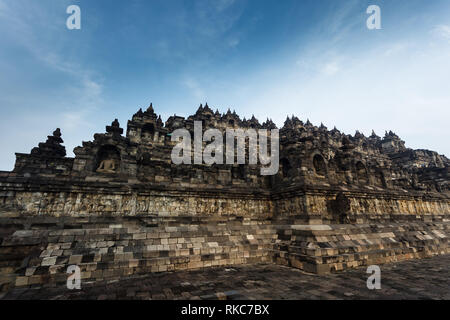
356 161 369 184
374 170 386 187
141 123 156 141
313 154 327 176
96 145 121 173
280 158 292 178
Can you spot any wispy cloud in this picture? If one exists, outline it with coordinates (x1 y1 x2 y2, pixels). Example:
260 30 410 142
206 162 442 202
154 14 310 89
432 24 450 41
0 0 105 169
215 0 237 12
1 0 449 171
223 33 450 157
320 61 341 76
324 0 361 43
182 77 206 101
0 1 103 107
383 42 411 57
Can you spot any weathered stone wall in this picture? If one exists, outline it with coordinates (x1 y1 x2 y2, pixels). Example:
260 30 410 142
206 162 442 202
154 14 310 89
274 221 449 274
272 190 450 221
1 214 448 292
2 167 450 221
0 189 272 218
2 180 449 221
0 216 276 293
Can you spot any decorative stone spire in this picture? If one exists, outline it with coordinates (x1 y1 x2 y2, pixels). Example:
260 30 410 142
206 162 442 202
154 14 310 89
341 135 355 151
30 128 66 158
139 103 158 120
262 118 277 130
106 119 124 136
291 116 303 127
51 128 63 144
354 130 364 139
134 108 144 118
246 114 260 128
203 103 213 113
157 115 163 127
381 130 406 153
370 130 379 139
283 116 292 128
146 103 154 114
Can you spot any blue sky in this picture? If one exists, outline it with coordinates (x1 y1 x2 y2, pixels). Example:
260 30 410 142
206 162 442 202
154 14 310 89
0 0 449 170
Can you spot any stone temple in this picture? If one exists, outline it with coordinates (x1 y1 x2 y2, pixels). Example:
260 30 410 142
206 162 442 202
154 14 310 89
0 103 449 293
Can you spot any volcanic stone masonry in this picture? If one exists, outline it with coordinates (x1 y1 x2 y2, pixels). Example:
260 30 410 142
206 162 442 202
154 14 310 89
0 103 449 293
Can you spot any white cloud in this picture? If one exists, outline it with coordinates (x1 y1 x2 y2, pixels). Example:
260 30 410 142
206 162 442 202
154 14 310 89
221 36 450 158
0 1 101 91
432 24 450 41
320 61 340 76
383 42 411 57
193 0 244 38
325 0 361 43
0 0 105 170
182 77 206 101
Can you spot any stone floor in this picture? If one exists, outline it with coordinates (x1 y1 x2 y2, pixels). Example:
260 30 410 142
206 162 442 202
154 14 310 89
2 255 449 300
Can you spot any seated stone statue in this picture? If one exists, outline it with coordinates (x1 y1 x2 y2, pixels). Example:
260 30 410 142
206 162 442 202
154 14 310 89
96 159 118 173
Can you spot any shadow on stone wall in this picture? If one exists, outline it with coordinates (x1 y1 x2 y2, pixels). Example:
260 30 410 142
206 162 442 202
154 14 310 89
327 192 351 224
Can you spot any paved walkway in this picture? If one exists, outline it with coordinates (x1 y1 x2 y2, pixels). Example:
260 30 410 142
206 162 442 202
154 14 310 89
2 255 449 300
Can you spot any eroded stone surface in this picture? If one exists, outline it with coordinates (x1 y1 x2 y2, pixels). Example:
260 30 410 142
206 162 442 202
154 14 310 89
2 254 449 300
0 216 448 293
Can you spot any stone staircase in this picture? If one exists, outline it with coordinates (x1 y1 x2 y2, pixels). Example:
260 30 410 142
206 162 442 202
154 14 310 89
273 221 449 274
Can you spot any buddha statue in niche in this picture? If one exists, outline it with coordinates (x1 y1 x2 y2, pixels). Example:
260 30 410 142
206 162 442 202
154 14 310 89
95 144 121 174
96 159 118 173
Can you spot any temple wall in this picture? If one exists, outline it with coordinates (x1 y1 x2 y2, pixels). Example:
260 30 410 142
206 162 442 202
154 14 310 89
1 209 448 291
0 216 276 293
1 180 449 220
0 190 272 219
1 182 449 292
272 191 450 224
303 194 450 215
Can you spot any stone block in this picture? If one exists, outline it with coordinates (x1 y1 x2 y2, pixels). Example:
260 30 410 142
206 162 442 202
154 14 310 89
41 257 57 266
